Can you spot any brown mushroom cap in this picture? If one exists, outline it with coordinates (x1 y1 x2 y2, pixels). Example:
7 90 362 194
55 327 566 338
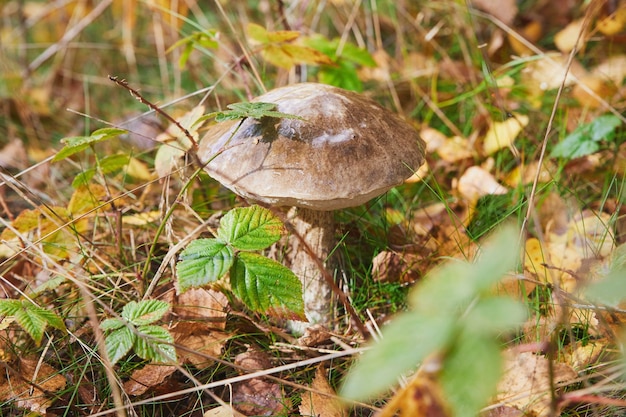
199 83 425 210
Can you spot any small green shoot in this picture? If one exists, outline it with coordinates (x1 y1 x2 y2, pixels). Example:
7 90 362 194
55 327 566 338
167 30 218 68
53 127 126 162
0 299 66 345
176 205 305 320
551 114 622 159
101 299 176 365
341 225 527 417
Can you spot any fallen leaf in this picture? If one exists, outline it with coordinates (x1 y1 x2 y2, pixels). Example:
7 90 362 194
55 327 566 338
471 0 518 26
0 357 66 413
377 362 451 417
508 20 543 56
299 366 345 417
204 405 246 417
554 18 587 53
457 166 508 203
596 5 626 35
170 321 229 368
174 287 229 324
437 136 473 162
572 75 617 108
496 351 577 417
591 54 626 86
483 114 529 155
154 105 205 177
372 250 421 285
123 364 177 396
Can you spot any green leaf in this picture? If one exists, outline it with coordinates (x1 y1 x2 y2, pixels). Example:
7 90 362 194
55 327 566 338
214 102 304 122
72 154 130 187
217 206 284 250
463 297 527 336
231 252 305 319
133 325 177 363
440 333 503 417
14 305 48 345
122 300 170 326
585 269 626 308
53 128 126 162
340 314 456 400
410 225 519 313
551 114 621 159
101 317 126 331
0 299 22 316
176 239 234 292
106 326 135 365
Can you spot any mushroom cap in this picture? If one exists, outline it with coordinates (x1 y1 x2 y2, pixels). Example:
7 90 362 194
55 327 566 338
199 83 425 210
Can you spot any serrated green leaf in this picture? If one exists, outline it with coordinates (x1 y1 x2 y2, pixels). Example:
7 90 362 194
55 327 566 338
231 252 305 319
551 135 600 159
14 305 48 345
53 128 126 162
133 325 177 363
106 326 134 365
318 61 363 92
217 206 284 250
101 317 126 331
440 333 502 417
341 314 456 400
177 239 234 292
463 297 527 335
122 300 170 326
214 102 303 122
0 299 22 316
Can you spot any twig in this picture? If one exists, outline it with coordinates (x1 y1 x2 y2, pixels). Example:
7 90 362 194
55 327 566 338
108 75 198 152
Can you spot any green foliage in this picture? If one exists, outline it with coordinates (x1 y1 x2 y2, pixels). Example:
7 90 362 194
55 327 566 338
0 299 66 345
101 300 176 365
201 102 304 123
304 34 376 91
585 243 626 307
177 205 305 320
72 154 131 187
168 30 218 68
341 225 527 417
551 114 622 159
53 128 126 162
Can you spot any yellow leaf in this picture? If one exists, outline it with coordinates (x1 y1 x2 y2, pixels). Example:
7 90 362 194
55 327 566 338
67 184 109 216
126 156 154 180
122 210 161 226
596 6 626 35
247 23 299 44
554 18 587 53
482 114 529 155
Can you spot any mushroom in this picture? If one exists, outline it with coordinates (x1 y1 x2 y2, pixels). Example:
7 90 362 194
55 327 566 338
198 83 425 328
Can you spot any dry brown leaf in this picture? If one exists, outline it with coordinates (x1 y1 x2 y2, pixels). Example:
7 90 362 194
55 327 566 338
504 160 557 188
123 364 177 396
0 357 66 413
457 166 508 203
378 363 451 417
437 136 473 162
554 18 588 53
299 366 345 417
471 0 518 26
482 114 529 155
174 287 229 325
508 20 543 56
230 348 289 415
232 377 288 416
296 324 333 347
522 53 588 105
372 250 421 285
496 351 577 417
170 321 229 368
204 405 246 417
592 54 626 86
572 74 617 108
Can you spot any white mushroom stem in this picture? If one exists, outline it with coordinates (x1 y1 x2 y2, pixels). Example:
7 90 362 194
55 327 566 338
287 207 336 327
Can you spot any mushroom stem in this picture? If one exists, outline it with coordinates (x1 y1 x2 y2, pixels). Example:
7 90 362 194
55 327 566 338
287 207 336 327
